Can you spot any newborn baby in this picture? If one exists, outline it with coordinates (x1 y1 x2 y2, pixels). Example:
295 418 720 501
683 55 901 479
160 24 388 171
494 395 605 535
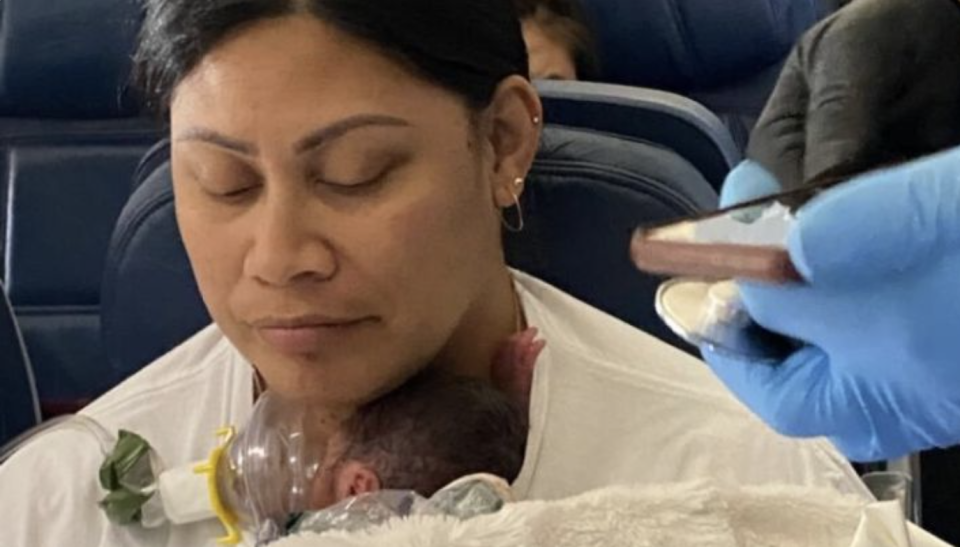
289 329 544 536
310 369 529 507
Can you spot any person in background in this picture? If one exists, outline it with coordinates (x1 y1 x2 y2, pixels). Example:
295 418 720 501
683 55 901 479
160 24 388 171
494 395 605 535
514 0 598 80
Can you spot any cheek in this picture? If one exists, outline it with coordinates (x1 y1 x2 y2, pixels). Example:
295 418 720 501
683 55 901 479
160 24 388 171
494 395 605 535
376 162 500 315
174 190 247 321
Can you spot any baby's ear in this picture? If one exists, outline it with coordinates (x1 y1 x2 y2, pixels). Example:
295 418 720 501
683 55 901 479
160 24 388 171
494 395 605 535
334 461 382 501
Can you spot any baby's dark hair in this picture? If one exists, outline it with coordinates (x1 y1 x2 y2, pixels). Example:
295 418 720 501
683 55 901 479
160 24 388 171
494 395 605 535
336 370 528 497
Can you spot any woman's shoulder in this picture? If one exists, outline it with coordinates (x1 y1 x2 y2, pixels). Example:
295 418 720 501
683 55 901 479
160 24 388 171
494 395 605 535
0 420 137 545
80 324 254 464
0 325 253 544
512 272 870 499
83 324 242 415
513 271 729 398
0 418 202 546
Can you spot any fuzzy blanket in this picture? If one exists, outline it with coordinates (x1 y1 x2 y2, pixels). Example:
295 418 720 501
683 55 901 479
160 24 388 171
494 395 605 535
273 481 891 547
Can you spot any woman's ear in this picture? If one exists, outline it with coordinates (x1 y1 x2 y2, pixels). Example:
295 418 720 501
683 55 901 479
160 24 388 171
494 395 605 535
483 76 543 208
334 461 382 502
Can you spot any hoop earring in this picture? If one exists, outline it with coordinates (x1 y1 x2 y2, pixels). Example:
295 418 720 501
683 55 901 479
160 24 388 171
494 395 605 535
501 178 525 233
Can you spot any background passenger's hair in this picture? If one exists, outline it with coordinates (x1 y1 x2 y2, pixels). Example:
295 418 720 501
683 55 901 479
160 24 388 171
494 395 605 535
133 0 530 117
513 0 599 80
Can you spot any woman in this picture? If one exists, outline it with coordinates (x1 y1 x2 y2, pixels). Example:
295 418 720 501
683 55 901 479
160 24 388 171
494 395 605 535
0 1 868 545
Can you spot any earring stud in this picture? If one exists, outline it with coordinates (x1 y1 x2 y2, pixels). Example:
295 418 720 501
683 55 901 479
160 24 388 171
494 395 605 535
532 116 541 125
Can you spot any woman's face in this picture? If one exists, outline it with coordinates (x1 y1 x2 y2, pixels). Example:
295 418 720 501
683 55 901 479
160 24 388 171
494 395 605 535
169 16 538 406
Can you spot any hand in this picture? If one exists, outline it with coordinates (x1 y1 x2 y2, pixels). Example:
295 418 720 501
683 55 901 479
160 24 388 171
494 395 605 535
748 0 960 191
491 327 546 410
703 149 960 462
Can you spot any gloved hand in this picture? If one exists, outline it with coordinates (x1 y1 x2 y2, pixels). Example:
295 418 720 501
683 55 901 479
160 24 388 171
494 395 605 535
748 0 960 192
702 148 960 462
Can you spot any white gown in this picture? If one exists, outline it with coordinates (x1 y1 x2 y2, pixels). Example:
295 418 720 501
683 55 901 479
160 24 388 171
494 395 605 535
0 271 869 547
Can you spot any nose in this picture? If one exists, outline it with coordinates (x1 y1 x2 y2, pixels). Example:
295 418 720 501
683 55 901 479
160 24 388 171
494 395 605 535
243 189 338 287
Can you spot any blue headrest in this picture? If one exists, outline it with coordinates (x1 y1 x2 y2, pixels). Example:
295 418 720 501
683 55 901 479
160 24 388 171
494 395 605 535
581 0 821 90
102 126 716 378
0 0 143 118
538 80 740 189
100 155 212 382
506 126 716 350
0 282 40 447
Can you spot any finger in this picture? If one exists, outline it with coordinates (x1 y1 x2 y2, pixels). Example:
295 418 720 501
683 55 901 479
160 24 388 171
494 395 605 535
701 344 834 438
513 328 537 366
719 161 783 209
788 146 960 285
522 339 546 369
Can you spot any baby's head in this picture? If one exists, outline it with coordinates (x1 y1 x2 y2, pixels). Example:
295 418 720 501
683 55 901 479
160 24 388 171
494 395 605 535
310 370 528 508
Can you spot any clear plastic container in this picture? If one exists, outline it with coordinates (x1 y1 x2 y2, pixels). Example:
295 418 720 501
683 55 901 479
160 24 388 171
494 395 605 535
656 279 797 361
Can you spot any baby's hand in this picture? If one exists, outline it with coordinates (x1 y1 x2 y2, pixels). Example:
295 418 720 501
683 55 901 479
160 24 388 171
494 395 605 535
491 327 546 409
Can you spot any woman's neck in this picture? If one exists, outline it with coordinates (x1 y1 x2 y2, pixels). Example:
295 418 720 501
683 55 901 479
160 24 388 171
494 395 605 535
434 267 521 383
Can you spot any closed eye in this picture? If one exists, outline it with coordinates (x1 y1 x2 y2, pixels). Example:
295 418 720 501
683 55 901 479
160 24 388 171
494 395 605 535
315 173 388 196
204 184 260 203
312 153 408 196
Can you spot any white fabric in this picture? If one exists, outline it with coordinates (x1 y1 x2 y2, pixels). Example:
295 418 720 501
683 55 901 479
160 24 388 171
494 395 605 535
852 503 953 547
274 482 951 547
0 326 254 547
0 272 869 547
511 272 868 500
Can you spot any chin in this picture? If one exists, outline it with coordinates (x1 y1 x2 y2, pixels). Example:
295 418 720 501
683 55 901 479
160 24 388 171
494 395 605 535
259 363 375 407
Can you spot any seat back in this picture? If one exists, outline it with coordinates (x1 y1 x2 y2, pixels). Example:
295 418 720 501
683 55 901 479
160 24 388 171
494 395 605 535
101 126 716 380
0 0 160 413
506 127 717 347
578 0 825 149
537 80 740 190
0 281 40 447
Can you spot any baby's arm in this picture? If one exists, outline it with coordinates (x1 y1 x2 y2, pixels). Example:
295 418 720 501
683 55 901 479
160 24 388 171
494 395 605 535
492 327 546 408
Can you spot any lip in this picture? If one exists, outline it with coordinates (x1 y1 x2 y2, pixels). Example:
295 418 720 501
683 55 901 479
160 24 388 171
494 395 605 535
251 315 376 355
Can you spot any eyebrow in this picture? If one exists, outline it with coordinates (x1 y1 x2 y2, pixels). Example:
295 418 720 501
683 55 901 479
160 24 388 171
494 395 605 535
176 127 257 155
294 114 411 154
175 114 412 157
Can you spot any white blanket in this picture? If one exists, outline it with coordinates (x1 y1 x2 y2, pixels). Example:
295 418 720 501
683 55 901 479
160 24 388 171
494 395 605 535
274 481 952 547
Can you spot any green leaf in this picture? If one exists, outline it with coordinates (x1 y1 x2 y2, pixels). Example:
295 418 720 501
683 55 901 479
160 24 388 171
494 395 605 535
97 430 157 526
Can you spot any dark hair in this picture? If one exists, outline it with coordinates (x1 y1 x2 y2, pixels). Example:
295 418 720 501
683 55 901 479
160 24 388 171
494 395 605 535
134 0 530 116
513 0 598 80
337 370 528 497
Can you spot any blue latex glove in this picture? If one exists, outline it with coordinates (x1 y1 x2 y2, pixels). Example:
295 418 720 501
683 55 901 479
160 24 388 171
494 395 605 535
703 148 960 462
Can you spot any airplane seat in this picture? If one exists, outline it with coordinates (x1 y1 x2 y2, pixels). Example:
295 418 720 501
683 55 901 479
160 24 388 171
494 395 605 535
537 80 740 191
102 126 717 380
0 281 41 448
579 0 825 151
0 0 161 415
